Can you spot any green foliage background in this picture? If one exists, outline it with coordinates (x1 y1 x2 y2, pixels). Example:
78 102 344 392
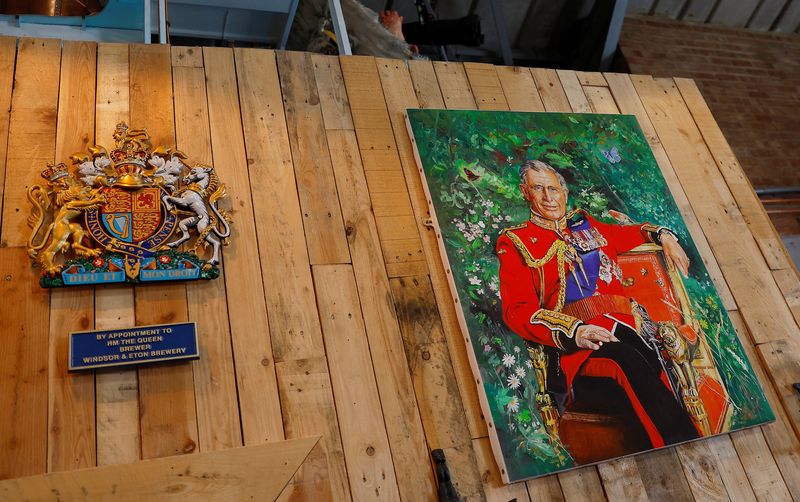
407 109 774 481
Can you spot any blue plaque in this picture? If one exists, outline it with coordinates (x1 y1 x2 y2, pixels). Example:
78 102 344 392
69 322 199 371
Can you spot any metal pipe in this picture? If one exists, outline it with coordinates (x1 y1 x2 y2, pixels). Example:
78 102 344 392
756 186 800 196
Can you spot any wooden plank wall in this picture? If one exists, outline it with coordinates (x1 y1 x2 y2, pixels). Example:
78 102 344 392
0 36 798 501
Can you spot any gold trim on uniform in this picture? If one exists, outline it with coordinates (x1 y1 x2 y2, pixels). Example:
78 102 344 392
530 309 581 350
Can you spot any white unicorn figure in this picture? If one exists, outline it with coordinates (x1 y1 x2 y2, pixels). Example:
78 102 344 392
162 166 232 265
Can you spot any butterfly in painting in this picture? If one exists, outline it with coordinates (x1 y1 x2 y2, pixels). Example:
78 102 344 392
601 147 621 163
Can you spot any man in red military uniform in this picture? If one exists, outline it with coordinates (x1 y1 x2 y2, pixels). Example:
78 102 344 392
497 160 699 448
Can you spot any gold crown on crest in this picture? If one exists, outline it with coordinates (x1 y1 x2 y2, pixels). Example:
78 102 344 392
109 122 153 187
41 162 70 182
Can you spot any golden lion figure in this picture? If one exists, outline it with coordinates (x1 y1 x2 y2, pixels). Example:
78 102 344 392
27 163 107 274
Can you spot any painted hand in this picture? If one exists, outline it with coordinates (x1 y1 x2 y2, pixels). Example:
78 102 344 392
575 324 619 351
661 232 690 277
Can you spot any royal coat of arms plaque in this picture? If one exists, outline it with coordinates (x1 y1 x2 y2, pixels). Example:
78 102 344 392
26 122 232 287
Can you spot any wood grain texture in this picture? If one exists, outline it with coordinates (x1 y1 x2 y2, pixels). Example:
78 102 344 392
633 75 795 344
313 265 401 500
202 46 284 446
496 66 545 112
130 44 198 461
277 51 351 266
47 40 97 473
234 48 325 363
380 57 488 440
675 78 793 272
0 37 17 212
171 47 242 453
464 62 509 111
327 129 436 499
0 248 50 479
0 437 321 501
1 38 61 247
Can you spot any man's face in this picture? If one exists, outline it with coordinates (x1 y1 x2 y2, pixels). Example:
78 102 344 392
521 169 567 220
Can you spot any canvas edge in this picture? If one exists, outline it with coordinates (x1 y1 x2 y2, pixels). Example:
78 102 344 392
404 109 515 484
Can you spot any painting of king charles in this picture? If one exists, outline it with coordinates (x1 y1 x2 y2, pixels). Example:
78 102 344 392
497 160 700 456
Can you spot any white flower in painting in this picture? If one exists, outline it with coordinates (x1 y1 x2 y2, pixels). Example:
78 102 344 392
515 366 526 378
504 215 511 221
507 396 520 413
507 374 521 389
502 353 516 368
486 200 494 208
477 221 485 228
488 281 499 292
484 344 492 353
482 235 490 243
513 346 521 353
468 276 481 286
525 359 533 369
477 288 485 295
468 208 476 215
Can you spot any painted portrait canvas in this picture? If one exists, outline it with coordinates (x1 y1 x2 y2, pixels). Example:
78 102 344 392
405 109 774 482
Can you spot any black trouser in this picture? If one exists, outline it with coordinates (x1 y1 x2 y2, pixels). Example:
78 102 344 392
573 323 700 447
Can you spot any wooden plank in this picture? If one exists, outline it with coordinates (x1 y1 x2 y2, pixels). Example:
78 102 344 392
432 62 477 109
95 288 141 466
597 458 649 501
526 475 566 502
277 51 351 266
0 37 16 213
235 47 347 500
472 437 531 501
382 57 488 439
705 434 756 501
390 275 483 499
636 448 695 501
275 357 351 501
276 441 333 501
557 70 592 113
675 78 793 272
311 54 353 130
130 44 198 460
170 45 203 67
0 248 50 479
463 62 509 110
408 60 446 109
604 72 736 311
496 66 545 112
730 427 792 500
584 86 619 114
171 47 242 453
313 264 402 500
557 466 606 502
47 40 97 473
675 440 729 501
632 75 795 343
757 338 800 439
202 46 284 446
747 0 788 30
575 71 608 87
653 0 689 18
1 38 61 247
531 68 571 113
234 47 325 362
327 129 436 499
773 268 800 325
709 0 762 27
94 43 140 467
0 437 321 501
731 311 800 498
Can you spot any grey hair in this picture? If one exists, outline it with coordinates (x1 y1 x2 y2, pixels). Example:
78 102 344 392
519 160 568 191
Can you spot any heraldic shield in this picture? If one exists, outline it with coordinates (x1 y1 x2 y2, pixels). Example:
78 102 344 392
26 122 232 287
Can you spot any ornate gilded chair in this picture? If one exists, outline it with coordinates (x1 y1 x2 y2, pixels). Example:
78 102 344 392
530 243 732 464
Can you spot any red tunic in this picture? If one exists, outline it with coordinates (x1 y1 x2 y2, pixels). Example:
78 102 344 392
496 211 662 392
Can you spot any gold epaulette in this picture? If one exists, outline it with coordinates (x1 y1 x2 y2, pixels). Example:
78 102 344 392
530 309 581 351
